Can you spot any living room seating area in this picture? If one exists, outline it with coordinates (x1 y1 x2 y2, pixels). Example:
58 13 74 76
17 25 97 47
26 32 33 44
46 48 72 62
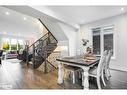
5 50 18 59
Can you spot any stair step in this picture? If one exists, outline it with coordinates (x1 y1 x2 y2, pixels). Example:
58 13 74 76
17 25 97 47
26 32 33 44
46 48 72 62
47 44 57 46
46 46 56 49
34 59 43 62
35 56 44 58
27 31 58 69
50 43 57 45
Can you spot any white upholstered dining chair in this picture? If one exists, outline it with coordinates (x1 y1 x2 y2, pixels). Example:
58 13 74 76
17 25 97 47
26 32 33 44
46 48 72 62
64 65 81 84
61 51 81 84
104 50 112 80
82 50 108 89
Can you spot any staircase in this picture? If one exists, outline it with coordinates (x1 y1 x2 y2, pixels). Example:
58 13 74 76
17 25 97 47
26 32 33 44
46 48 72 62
27 19 58 73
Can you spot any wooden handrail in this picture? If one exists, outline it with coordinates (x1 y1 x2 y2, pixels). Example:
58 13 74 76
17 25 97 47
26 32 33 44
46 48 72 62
29 33 49 48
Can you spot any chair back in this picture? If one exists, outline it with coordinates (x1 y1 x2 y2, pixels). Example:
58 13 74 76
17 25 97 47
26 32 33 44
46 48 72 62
0 50 3 57
97 50 108 76
105 50 112 69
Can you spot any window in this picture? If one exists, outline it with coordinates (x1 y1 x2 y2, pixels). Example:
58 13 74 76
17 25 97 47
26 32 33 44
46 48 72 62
18 40 24 50
2 38 24 51
93 28 101 55
92 25 114 56
2 38 10 52
103 27 114 54
11 39 17 50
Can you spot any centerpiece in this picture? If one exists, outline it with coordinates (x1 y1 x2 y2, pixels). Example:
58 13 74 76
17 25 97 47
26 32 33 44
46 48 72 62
82 39 93 59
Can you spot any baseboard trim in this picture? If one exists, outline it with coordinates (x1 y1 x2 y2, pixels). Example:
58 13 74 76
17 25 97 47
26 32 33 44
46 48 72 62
109 67 127 73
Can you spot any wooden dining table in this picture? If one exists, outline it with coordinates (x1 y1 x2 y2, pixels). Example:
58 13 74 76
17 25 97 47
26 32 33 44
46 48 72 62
56 55 100 89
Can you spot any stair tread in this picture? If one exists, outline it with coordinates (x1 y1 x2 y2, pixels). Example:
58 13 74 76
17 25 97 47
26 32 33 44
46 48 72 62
34 59 43 61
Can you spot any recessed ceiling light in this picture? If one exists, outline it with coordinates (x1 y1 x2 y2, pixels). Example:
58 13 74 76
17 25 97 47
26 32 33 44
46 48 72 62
5 12 10 15
121 7 125 11
23 17 27 20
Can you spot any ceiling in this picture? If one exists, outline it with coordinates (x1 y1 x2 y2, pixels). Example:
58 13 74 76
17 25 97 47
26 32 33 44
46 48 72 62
0 6 40 38
32 6 127 26
2 6 127 38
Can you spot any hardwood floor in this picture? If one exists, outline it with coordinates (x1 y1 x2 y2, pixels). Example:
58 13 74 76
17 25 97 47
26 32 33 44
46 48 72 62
0 59 127 89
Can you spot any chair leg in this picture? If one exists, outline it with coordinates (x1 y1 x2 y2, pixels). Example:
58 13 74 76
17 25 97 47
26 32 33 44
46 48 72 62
78 70 82 79
105 68 109 80
72 71 75 84
107 69 111 77
105 69 111 80
97 77 101 89
64 69 70 82
82 72 84 86
101 72 106 86
63 69 67 83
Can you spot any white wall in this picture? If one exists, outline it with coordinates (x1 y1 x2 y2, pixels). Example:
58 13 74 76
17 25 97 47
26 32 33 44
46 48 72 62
58 22 77 56
79 13 127 72
0 17 48 49
0 21 45 45
40 18 68 41
5 6 69 41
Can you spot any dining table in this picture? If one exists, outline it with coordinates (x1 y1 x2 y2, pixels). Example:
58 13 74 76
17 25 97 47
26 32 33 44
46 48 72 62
56 55 100 89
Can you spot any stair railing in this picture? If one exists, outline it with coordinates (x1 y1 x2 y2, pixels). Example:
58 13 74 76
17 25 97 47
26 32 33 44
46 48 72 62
26 18 58 71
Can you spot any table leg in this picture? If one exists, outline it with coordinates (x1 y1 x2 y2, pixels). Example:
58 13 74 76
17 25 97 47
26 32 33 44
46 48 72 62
82 67 89 89
57 62 64 84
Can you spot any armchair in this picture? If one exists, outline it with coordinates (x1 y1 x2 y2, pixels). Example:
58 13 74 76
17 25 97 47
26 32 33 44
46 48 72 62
17 49 32 62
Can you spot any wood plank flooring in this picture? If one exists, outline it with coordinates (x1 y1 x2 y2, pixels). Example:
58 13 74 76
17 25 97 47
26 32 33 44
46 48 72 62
0 59 127 89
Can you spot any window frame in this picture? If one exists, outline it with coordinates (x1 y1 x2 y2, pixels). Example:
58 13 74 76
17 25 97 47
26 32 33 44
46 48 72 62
92 28 101 55
10 38 18 51
92 25 115 59
2 38 10 51
17 39 24 50
2 38 25 51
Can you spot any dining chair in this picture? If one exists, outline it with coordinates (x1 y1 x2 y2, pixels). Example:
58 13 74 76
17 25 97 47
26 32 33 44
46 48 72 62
104 50 112 80
62 51 81 84
64 65 81 84
82 50 108 89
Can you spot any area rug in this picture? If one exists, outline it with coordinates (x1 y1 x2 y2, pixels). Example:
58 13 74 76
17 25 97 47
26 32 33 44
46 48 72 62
7 59 22 63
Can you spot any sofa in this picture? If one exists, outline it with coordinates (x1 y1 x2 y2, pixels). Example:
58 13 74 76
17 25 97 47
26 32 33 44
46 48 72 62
6 51 18 59
17 50 27 61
